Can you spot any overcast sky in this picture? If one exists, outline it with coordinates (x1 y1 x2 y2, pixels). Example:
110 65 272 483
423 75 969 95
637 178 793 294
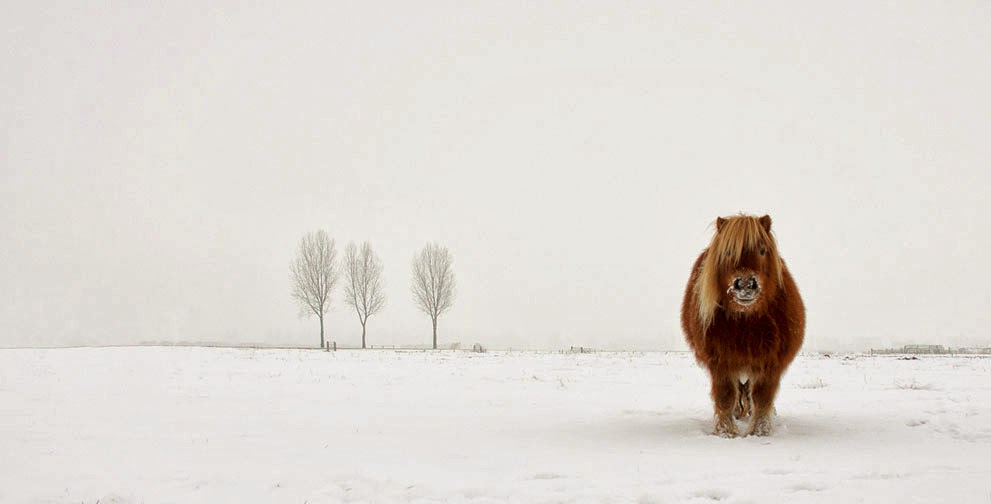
3 2 989 352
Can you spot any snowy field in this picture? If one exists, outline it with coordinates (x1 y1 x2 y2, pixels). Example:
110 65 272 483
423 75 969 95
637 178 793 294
2 347 990 503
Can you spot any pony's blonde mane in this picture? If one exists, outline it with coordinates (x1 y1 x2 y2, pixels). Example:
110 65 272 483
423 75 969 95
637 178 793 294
694 215 784 331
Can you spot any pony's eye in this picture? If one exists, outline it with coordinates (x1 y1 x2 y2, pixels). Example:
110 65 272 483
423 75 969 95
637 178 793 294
760 247 766 256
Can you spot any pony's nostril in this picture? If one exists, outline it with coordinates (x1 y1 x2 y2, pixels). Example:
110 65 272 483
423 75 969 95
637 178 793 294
733 277 742 290
748 277 759 290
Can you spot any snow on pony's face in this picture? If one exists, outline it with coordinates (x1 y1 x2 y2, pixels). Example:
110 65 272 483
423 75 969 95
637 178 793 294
719 250 770 316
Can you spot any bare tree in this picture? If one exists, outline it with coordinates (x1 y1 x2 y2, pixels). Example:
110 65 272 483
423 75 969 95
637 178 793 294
343 241 386 349
290 230 339 349
411 242 456 349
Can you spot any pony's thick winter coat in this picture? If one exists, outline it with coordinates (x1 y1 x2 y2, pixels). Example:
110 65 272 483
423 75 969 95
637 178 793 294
681 214 805 437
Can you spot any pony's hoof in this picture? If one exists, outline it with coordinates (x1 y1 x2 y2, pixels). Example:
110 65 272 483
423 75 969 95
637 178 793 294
746 416 773 437
713 419 739 438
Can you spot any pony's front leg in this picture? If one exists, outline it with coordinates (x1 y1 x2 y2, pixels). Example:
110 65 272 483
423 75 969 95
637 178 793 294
710 372 739 437
746 374 781 436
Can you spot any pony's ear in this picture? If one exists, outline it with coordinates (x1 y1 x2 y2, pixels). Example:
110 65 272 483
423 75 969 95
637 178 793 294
759 214 772 232
716 217 727 232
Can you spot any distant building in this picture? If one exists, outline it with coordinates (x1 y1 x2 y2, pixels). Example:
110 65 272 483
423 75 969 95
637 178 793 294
870 344 952 355
957 347 991 355
903 345 947 354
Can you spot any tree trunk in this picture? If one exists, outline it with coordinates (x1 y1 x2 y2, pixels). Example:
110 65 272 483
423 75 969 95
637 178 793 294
319 314 325 349
361 322 366 349
432 317 438 350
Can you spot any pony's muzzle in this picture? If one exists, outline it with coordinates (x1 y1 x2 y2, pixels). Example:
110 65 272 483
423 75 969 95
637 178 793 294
730 275 760 303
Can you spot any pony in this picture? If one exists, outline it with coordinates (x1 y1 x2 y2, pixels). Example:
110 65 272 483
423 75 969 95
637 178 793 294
681 214 805 437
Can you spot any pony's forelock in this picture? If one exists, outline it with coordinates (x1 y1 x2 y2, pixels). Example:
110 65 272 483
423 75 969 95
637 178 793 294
694 215 783 331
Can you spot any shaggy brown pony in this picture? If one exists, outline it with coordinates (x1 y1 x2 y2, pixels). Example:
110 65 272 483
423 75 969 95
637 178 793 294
681 214 805 437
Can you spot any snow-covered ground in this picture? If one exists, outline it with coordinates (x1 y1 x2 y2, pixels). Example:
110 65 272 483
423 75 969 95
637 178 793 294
2 347 990 503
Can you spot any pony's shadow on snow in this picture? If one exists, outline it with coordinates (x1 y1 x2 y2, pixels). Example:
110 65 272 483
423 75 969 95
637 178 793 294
773 415 853 440
558 410 853 446
551 410 710 445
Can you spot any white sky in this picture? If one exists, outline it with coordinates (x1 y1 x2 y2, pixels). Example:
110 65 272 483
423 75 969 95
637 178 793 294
2 1 989 351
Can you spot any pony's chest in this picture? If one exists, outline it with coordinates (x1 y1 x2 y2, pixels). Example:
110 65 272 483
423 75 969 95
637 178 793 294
709 315 778 344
